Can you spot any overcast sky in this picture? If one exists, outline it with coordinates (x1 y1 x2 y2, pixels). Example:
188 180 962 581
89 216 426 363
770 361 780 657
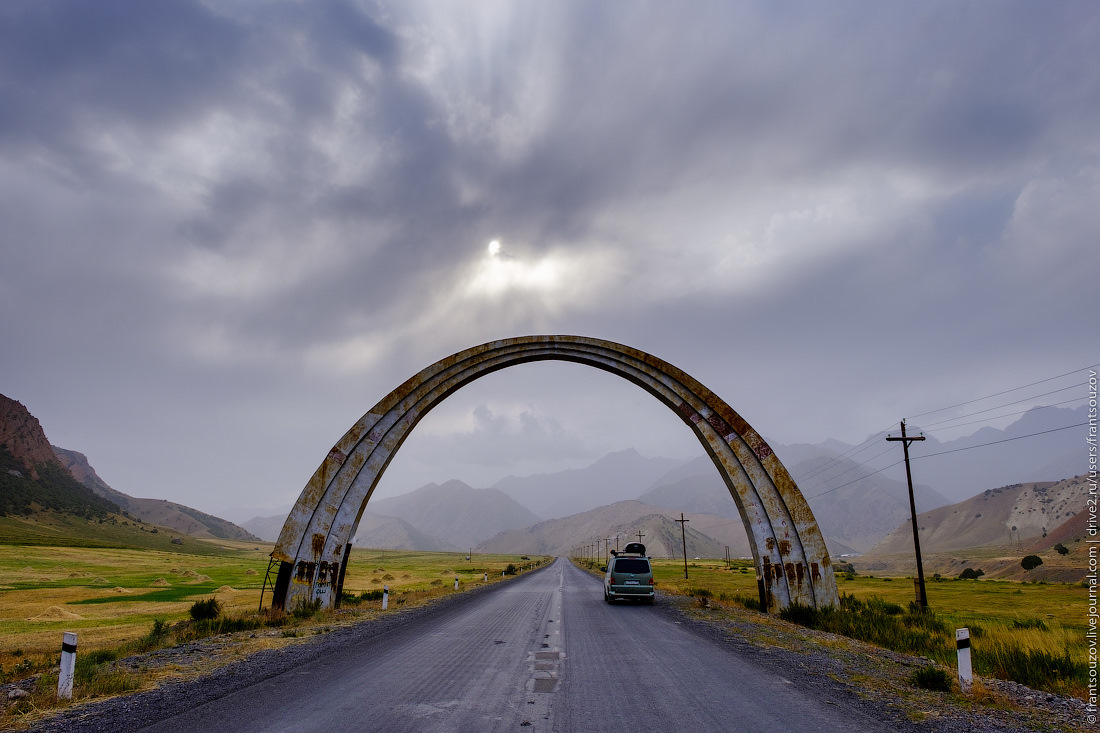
2 1 1097 521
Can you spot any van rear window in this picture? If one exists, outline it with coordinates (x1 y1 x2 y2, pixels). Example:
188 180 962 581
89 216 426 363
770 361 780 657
614 558 650 574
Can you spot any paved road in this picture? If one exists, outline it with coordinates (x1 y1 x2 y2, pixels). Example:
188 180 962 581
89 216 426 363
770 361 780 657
85 559 896 732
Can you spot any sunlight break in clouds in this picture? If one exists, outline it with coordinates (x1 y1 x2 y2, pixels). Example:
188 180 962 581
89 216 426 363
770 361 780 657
465 239 614 304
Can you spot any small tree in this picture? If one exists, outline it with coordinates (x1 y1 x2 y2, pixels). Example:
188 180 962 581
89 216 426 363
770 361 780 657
1054 543 1069 556
1020 555 1043 571
958 567 984 580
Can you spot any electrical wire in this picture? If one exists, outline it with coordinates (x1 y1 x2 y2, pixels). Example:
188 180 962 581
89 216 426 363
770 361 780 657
803 420 1088 501
911 422 1088 461
910 397 1085 434
913 383 1085 430
905 363 1098 421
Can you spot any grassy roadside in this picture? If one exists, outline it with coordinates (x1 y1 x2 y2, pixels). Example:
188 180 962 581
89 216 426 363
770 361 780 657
0 544 549 729
575 556 1089 730
576 555 1088 699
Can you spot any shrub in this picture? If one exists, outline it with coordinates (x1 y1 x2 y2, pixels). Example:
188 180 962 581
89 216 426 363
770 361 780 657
359 589 384 601
189 597 221 621
911 665 952 691
503 564 517 576
1021 555 1043 571
733 594 762 612
958 567 984 580
778 602 820 627
291 598 323 620
1054 543 1069 555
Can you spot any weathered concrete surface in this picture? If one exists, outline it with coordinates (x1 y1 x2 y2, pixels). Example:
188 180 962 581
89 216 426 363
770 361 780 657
268 336 838 612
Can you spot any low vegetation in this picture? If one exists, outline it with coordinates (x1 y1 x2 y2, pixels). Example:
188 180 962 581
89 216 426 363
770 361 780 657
0 543 549 727
644 557 1089 699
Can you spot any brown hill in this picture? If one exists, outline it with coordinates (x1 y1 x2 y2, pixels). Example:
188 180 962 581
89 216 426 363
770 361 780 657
474 500 754 558
51 444 257 542
1 394 64 479
1032 501 1091 551
867 476 1087 556
0 391 255 541
352 510 451 551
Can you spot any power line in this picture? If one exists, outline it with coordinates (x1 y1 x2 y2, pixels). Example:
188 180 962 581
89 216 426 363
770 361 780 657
792 422 902 484
803 420 1088 501
797 444 897 489
913 397 1085 434
792 363 1093 489
905 363 1098 421
912 422 1088 461
804 460 905 500
914 383 1085 430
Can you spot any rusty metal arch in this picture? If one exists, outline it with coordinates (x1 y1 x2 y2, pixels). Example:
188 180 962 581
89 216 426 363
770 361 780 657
266 336 838 613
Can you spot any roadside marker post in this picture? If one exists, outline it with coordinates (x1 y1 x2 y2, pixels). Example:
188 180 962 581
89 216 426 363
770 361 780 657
484 572 488 581
382 585 388 610
956 628 972 693
58 632 77 700
454 577 459 591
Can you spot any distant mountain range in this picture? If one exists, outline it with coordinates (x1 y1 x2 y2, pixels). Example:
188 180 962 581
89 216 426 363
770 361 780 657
492 449 683 519
7 386 1085 563
245 405 1087 558
1 393 257 542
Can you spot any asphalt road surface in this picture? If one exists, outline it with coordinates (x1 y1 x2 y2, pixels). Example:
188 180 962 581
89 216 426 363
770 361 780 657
51 558 902 732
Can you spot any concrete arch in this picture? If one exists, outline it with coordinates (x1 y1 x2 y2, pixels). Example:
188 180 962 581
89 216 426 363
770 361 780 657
266 336 838 613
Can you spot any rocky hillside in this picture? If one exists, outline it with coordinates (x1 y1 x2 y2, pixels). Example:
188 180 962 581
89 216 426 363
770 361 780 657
0 394 119 518
51 444 257 542
0 395 61 478
867 475 1089 555
1 392 256 541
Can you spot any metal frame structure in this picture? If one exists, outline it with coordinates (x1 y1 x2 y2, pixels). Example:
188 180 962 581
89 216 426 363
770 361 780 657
264 336 838 613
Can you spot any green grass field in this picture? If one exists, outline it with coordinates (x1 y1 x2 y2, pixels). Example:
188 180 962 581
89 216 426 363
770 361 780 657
0 514 236 556
0 542 546 680
642 557 1089 698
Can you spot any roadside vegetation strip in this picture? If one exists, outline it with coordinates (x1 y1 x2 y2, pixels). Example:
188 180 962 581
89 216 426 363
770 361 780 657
575 555 1089 700
0 545 549 727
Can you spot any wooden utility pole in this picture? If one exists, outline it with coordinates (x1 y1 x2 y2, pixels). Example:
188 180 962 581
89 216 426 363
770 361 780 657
636 531 645 544
888 420 928 609
675 513 690 579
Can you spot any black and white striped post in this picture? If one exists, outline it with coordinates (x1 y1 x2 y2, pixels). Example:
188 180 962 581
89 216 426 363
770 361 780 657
483 572 487 582
58 632 77 700
956 628 972 693
454 576 459 591
382 585 388 610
